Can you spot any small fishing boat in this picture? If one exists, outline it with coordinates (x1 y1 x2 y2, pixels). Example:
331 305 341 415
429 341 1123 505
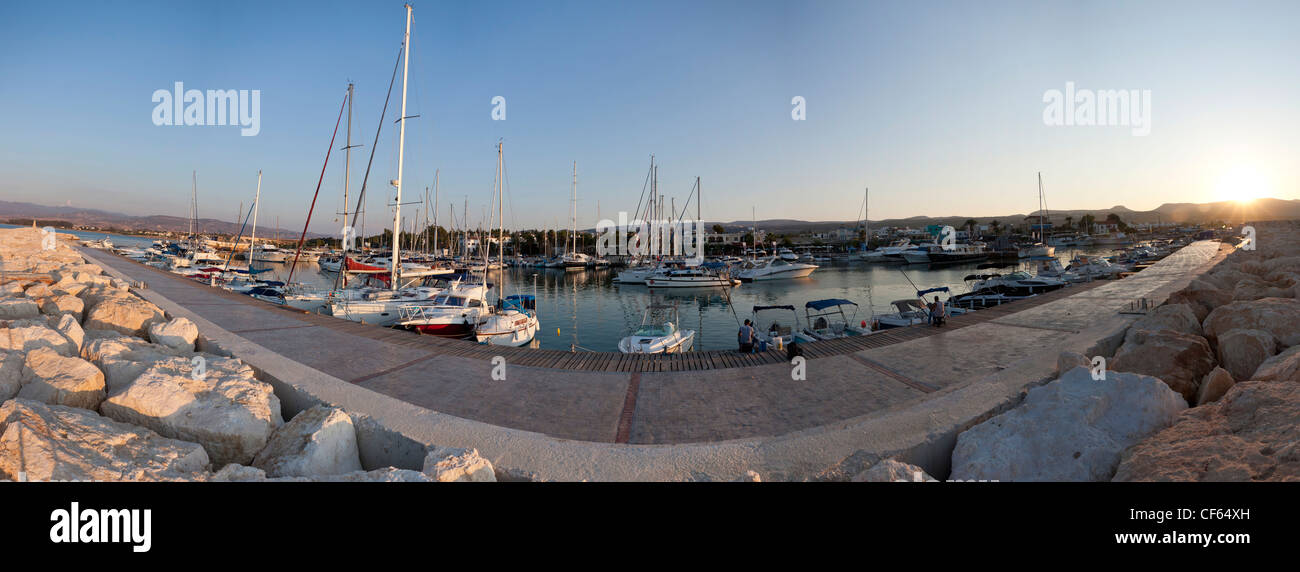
618 303 695 354
876 287 968 329
752 305 800 350
798 299 871 341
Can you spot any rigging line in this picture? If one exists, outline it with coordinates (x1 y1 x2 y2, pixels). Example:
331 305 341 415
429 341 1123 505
221 196 258 272
288 90 348 285
630 157 652 225
334 42 403 292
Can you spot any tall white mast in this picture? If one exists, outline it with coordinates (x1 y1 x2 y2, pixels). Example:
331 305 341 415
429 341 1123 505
432 170 440 257
390 3 412 289
250 170 262 261
342 83 353 237
864 187 869 251
571 161 577 255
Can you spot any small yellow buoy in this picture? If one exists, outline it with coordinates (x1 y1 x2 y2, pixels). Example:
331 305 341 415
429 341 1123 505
556 328 561 336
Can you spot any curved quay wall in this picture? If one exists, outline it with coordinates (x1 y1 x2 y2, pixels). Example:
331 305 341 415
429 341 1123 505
79 242 1229 481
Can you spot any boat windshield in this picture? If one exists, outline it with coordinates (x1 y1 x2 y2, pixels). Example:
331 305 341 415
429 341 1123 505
634 323 674 337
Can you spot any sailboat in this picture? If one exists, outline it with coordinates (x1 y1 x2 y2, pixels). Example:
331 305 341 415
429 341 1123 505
559 161 591 270
1020 172 1056 258
474 141 540 346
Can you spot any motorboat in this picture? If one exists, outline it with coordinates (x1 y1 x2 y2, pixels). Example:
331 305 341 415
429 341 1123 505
777 248 799 262
857 239 914 263
390 282 493 335
965 270 1068 296
798 299 871 341
752 305 800 351
250 244 291 263
901 243 941 264
876 287 968 329
928 242 990 265
1066 255 1127 279
329 280 470 326
1018 243 1056 258
644 267 739 288
734 256 818 281
618 303 695 354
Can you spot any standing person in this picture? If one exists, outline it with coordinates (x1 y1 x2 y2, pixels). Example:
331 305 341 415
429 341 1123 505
738 319 754 353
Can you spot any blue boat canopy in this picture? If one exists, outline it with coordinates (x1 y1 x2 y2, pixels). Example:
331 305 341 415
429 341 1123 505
916 286 950 296
805 298 857 310
753 305 796 313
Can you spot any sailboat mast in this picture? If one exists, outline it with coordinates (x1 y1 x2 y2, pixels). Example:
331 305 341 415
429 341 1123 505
571 161 577 255
1037 171 1044 243
189 171 196 238
432 170 439 257
864 187 869 252
390 3 412 290
250 170 262 260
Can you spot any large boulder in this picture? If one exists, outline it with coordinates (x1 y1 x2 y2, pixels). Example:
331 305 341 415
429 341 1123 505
949 367 1187 482
1 319 77 356
1166 279 1233 322
1202 298 1300 347
0 299 39 320
17 348 106 410
1251 345 1300 381
24 283 55 299
148 317 199 353
422 446 496 482
83 296 165 338
1114 382 1300 481
1111 329 1216 402
53 314 84 353
38 294 83 320
1196 367 1235 406
251 405 362 478
1232 277 1293 301
0 398 209 481
99 356 283 467
81 332 186 391
852 459 936 482
1214 328 1277 381
0 350 21 402
1125 303 1203 343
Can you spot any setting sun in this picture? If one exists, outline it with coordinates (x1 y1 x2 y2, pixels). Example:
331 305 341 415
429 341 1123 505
1214 165 1272 203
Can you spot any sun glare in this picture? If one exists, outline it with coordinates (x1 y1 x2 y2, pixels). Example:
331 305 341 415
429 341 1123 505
1214 166 1271 204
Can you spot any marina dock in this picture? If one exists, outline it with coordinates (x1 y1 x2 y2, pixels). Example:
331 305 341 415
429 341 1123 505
77 240 1227 478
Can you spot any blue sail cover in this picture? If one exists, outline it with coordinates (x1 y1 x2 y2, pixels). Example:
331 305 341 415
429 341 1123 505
805 299 857 311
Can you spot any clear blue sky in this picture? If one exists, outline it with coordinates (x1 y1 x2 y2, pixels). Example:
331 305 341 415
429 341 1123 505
2 0 1296 235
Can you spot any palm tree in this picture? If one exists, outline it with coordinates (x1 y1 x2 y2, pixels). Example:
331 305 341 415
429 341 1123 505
964 219 978 236
1064 215 1074 230
989 220 1001 235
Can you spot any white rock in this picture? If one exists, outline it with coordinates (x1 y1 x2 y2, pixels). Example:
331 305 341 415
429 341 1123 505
38 294 84 320
83 296 165 338
422 446 496 482
322 468 434 482
1202 297 1300 347
1126 303 1205 342
17 347 106 410
81 333 187 391
949 367 1187 482
1 319 77 356
99 356 283 467
1215 328 1277 381
251 405 362 477
53 313 84 353
1252 345 1300 381
0 299 39 320
148 317 199 352
0 398 209 481
852 459 936 482
0 350 22 402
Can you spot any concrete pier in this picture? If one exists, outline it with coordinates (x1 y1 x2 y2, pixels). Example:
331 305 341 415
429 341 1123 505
77 241 1228 480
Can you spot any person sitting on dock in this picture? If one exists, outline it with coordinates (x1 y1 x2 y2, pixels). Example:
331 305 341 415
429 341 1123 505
738 319 754 353
929 296 946 327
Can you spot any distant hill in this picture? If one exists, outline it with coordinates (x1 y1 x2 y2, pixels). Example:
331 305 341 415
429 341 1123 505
0 200 323 239
709 198 1300 233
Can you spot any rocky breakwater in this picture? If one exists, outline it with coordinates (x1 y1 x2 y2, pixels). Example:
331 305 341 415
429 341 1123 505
0 228 519 482
944 221 1300 481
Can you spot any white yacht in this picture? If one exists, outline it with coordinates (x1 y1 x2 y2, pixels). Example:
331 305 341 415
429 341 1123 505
645 267 739 288
734 256 818 281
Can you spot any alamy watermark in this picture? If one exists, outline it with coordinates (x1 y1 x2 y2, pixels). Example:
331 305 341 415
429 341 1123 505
1043 82 1150 136
595 213 708 264
152 82 260 136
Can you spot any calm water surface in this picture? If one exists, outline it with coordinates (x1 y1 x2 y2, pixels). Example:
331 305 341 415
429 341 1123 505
17 225 1121 352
